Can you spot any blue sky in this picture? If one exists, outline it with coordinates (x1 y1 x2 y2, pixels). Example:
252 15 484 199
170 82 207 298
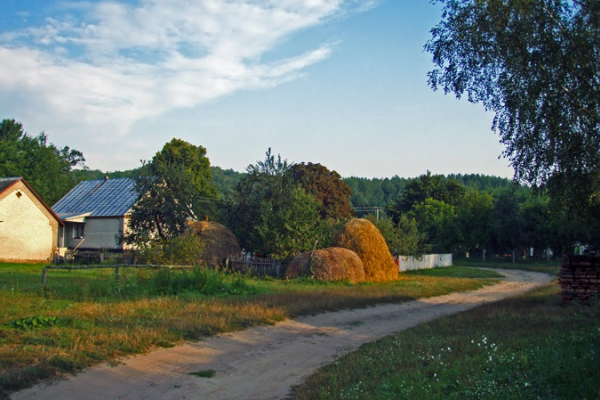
0 0 513 179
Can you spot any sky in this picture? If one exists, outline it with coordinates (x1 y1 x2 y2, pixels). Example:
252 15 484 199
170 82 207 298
0 0 514 179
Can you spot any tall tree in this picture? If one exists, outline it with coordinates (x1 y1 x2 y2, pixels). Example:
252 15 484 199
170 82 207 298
125 139 217 244
231 149 322 258
425 0 600 198
388 172 466 221
290 162 353 220
0 119 85 204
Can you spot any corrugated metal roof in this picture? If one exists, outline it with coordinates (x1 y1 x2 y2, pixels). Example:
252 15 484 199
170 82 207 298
53 178 138 218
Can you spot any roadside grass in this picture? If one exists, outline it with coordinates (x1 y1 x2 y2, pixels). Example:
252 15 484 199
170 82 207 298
406 266 503 279
0 263 498 397
454 259 561 276
292 282 600 400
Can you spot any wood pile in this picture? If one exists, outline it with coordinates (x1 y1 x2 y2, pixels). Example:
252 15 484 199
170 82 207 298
559 256 600 304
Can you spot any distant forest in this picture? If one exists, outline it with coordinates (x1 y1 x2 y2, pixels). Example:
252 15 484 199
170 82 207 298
76 166 515 208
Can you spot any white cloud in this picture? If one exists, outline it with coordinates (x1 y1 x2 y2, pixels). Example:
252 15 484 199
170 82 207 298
0 0 364 140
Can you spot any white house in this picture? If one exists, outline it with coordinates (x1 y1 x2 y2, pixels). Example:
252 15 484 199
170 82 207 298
0 177 64 262
52 178 138 251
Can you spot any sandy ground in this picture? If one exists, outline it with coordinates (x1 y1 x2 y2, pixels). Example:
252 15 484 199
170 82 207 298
12 268 553 400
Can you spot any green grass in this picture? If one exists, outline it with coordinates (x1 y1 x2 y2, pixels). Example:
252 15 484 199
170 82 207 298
292 282 600 400
406 266 503 279
454 259 561 276
0 263 498 398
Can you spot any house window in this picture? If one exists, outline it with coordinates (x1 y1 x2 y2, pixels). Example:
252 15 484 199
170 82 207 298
73 224 85 239
15 191 22 198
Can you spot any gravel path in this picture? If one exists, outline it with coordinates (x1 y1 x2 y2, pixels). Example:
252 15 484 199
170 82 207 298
12 268 553 400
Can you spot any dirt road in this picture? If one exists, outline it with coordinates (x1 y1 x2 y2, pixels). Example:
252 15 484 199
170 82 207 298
13 269 552 400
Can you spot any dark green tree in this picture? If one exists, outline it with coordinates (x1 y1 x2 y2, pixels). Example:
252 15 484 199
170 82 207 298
409 198 457 253
0 119 85 204
453 189 494 256
490 188 528 256
366 214 425 256
125 139 218 245
231 149 322 258
290 162 353 220
388 172 466 221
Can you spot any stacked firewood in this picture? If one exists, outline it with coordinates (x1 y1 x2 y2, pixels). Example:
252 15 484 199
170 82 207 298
559 256 600 305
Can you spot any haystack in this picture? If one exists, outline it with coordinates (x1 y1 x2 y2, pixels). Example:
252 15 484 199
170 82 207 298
331 218 398 282
284 247 365 283
184 221 242 267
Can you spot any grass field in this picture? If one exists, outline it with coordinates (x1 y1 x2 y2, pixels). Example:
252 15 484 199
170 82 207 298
454 258 561 276
0 262 499 397
292 282 600 400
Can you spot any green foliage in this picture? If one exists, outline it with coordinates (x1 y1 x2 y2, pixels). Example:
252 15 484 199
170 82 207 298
153 138 217 199
149 267 256 297
290 162 354 220
210 166 245 200
389 171 466 218
365 214 425 256
125 139 218 244
70 168 140 183
0 119 85 204
140 236 205 266
344 175 407 207
427 0 600 187
10 315 59 330
426 0 600 248
410 198 456 253
231 149 324 259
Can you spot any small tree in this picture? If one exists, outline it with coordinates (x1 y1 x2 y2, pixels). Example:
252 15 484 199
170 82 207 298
366 214 425 256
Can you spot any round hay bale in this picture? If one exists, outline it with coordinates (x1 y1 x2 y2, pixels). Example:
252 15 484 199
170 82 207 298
184 221 242 267
284 247 365 283
331 218 398 282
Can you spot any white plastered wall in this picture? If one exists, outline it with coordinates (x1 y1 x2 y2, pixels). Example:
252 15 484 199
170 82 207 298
0 189 55 262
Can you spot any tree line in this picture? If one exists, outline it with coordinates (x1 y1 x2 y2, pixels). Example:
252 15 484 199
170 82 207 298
2 118 597 260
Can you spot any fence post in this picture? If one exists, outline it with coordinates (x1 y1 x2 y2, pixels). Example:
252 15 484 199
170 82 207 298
115 265 120 282
42 266 48 287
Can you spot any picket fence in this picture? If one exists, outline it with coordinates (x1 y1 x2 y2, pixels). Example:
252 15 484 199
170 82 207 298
395 254 453 272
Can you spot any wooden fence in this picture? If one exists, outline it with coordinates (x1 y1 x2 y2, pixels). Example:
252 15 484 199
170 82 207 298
394 254 453 272
228 255 283 278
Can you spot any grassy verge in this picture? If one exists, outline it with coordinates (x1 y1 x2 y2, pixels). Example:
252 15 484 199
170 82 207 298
0 263 497 397
406 266 503 279
454 259 561 276
292 282 600 400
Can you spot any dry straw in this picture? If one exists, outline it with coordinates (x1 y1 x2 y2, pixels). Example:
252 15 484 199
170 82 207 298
331 218 398 282
285 247 365 283
184 221 242 267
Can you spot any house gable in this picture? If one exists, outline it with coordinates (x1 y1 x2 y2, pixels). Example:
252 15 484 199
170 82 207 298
0 178 62 262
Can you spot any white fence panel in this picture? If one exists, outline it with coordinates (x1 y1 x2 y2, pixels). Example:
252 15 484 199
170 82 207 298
395 254 453 272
